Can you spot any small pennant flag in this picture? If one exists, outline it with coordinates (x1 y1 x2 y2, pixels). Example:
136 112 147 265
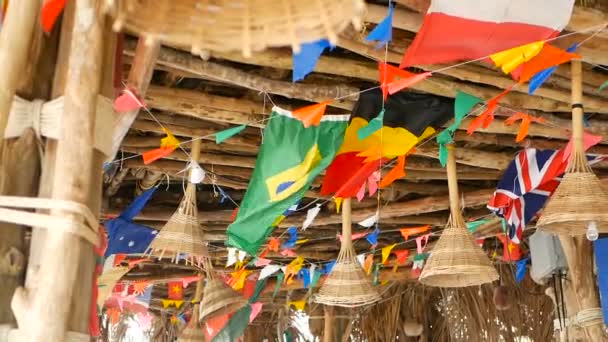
364 254 374 275
216 125 248 144
259 264 281 280
504 112 546 142
562 131 603 162
529 43 578 94
293 39 333 82
515 257 529 283
284 257 305 284
381 243 397 264
226 247 237 268
114 88 144 112
41 0 66 33
288 300 306 311
451 91 483 132
302 204 321 231
366 228 380 247
520 44 580 83
142 147 175 165
415 233 431 253
365 4 393 48
467 87 512 135
357 109 384 141
399 225 430 241
379 154 406 188
387 72 432 95
160 128 180 149
436 130 453 167
490 41 545 74
167 282 183 300
255 257 272 267
292 101 331 128
358 211 379 228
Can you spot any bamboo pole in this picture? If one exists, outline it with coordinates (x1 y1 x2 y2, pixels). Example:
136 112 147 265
557 60 606 341
0 0 40 140
323 306 334 342
445 145 460 220
13 1 106 341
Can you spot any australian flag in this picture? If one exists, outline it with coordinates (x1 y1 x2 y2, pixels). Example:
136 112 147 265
488 148 604 244
104 187 159 256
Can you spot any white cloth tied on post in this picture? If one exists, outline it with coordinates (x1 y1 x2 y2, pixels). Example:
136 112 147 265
4 95 115 157
0 195 99 246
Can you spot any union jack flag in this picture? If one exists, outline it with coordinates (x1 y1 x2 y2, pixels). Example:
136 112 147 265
488 148 604 243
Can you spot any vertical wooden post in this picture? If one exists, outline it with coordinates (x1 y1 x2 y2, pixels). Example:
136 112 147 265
13 1 106 341
108 38 160 160
323 305 334 342
557 60 605 341
445 144 460 219
0 0 40 140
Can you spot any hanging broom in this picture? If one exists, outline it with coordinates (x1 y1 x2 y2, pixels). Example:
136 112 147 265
198 257 248 322
536 60 608 236
177 277 205 341
419 144 499 287
146 139 208 265
314 198 381 307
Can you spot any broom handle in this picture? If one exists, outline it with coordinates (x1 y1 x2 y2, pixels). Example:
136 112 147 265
192 276 204 320
342 198 353 248
446 144 460 219
189 138 202 178
570 60 585 162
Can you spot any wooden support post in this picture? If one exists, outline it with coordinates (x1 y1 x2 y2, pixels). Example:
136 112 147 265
0 0 40 139
109 37 160 160
323 305 334 342
557 60 606 341
12 1 106 341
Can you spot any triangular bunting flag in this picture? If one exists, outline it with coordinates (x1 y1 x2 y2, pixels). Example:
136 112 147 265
520 44 581 83
563 131 603 162
357 109 385 141
450 91 483 132
381 243 397 264
302 204 321 231
292 101 331 128
399 225 430 241
490 41 545 74
216 125 248 144
529 44 578 94
293 39 333 82
466 87 512 135
504 112 545 142
114 88 144 112
365 4 393 48
41 0 67 33
387 72 432 95
379 154 406 188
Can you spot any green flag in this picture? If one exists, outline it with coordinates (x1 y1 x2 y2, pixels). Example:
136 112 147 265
227 107 348 254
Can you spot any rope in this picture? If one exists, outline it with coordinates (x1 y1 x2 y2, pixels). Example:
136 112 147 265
553 307 604 330
3 95 114 157
0 196 99 246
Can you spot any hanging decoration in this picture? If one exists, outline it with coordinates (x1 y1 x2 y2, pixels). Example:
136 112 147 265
284 257 305 284
378 62 431 99
216 125 248 144
519 44 581 83
466 86 512 135
363 254 374 275
167 281 184 300
366 228 380 248
381 244 397 264
292 100 332 128
504 112 546 142
392 250 410 272
490 41 545 74
562 131 603 162
357 211 379 228
399 225 430 241
142 128 181 165
357 109 384 140
293 39 333 82
515 257 529 283
114 88 144 112
302 204 321 231
364 4 393 48
529 44 579 94
41 0 67 33
379 154 406 188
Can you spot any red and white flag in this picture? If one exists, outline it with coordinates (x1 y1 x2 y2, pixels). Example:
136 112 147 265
400 0 575 67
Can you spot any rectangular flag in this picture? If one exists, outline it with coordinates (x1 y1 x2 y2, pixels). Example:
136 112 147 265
488 148 603 243
227 107 348 254
400 0 575 67
320 88 454 197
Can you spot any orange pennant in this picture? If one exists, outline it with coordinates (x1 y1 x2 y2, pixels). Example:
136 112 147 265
387 72 432 95
520 45 581 83
132 281 150 295
363 254 374 275
142 147 176 165
399 225 431 241
466 87 512 135
292 101 332 128
268 237 280 252
504 112 545 142
379 62 427 99
379 155 406 188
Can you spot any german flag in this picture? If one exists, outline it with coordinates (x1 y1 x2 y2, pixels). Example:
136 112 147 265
320 89 454 197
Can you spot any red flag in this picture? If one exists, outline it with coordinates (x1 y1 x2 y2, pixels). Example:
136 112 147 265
41 0 66 33
167 281 183 300
292 101 331 128
379 63 429 99
387 72 432 95
114 88 145 112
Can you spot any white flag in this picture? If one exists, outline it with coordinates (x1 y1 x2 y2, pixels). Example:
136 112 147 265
226 247 237 267
358 211 379 228
302 204 322 230
259 264 282 280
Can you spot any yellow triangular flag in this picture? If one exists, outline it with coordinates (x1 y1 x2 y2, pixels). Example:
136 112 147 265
335 197 343 213
284 256 305 284
381 243 397 265
160 127 180 149
161 299 172 308
490 41 544 74
174 300 184 309
289 300 306 311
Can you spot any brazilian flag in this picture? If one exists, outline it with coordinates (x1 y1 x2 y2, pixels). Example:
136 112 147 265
227 107 348 254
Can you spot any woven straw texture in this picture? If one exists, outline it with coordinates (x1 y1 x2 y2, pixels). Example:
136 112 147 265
199 278 248 322
97 266 130 307
537 147 608 235
419 144 498 288
104 0 365 57
314 250 381 307
147 183 208 264
419 215 499 288
177 322 205 342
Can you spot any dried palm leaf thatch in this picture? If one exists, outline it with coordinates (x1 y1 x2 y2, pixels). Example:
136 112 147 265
359 284 403 342
146 182 208 265
199 258 247 322
314 198 380 307
419 145 498 287
103 0 365 57
430 264 554 342
536 64 608 235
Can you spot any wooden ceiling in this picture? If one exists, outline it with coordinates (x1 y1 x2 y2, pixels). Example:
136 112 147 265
102 0 608 318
